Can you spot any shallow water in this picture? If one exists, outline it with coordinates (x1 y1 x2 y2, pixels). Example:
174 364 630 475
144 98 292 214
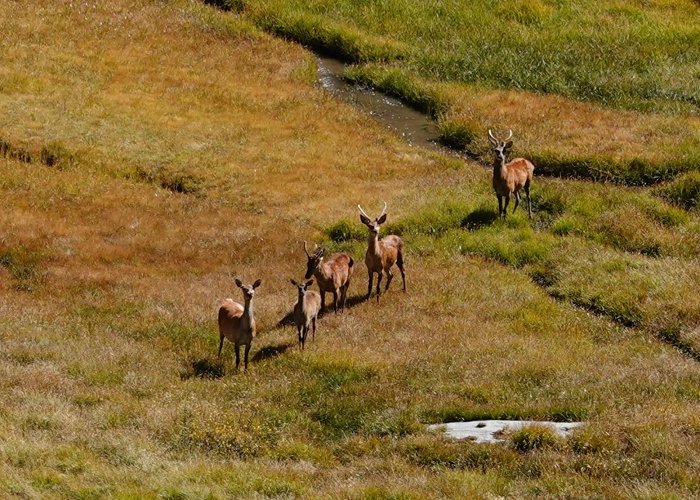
316 55 447 153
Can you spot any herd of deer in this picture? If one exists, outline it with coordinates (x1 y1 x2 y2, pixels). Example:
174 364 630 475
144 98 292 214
217 130 535 371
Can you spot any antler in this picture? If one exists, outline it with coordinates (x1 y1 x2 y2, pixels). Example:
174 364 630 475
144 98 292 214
303 240 310 257
487 129 498 146
378 201 387 219
504 129 513 141
358 204 371 220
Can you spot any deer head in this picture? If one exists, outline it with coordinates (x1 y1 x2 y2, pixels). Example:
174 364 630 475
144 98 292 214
234 278 262 300
358 202 388 235
304 241 326 280
488 129 513 164
290 278 314 296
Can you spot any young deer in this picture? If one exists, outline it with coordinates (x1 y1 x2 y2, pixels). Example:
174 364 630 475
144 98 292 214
217 278 261 372
358 202 406 302
304 241 354 313
488 129 535 219
291 279 321 350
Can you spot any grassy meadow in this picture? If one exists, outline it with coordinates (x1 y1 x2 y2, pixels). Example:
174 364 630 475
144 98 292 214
1 0 700 498
244 0 700 184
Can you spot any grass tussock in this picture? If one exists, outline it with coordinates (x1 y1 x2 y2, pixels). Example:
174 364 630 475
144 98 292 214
656 171 700 211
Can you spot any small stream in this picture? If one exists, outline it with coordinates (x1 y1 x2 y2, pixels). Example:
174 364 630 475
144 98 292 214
316 55 449 154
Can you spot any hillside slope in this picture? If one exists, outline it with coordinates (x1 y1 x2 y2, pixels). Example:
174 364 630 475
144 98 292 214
1 0 700 497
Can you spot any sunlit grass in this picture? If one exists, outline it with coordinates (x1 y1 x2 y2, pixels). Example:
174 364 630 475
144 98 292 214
240 0 700 184
2 0 700 497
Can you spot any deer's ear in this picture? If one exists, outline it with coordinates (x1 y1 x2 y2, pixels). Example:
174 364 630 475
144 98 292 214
305 279 314 288
234 278 243 288
505 141 513 150
290 279 298 286
376 213 387 225
253 279 262 289
359 213 372 225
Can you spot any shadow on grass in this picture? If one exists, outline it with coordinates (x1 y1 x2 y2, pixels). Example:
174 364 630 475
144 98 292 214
277 292 372 325
180 358 225 380
657 328 700 364
461 208 498 230
251 342 294 363
276 310 295 329
319 292 373 316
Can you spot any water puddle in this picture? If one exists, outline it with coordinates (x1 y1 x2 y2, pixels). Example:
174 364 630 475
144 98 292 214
316 55 447 153
427 420 583 444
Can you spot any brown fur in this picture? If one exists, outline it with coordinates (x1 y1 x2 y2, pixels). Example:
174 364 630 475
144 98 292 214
488 130 535 219
358 203 406 302
217 278 260 371
291 279 321 349
304 242 354 313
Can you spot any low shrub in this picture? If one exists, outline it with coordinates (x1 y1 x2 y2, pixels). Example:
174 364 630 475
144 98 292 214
0 246 42 291
40 141 76 169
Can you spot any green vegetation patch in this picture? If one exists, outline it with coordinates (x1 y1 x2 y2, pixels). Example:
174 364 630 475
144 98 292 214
132 164 204 196
0 245 42 291
252 11 406 63
245 0 700 113
510 425 560 452
656 171 700 211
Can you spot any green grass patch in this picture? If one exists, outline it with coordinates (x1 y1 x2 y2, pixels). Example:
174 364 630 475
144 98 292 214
244 0 700 114
132 164 204 196
252 11 406 63
510 426 560 452
529 152 696 187
0 245 42 291
655 171 700 211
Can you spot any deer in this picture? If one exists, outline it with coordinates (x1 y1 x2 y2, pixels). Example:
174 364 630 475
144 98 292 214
304 241 354 314
217 278 261 372
290 279 321 350
358 202 406 302
488 129 535 219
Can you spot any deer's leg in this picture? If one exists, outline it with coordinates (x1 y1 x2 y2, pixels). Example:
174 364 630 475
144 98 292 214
234 343 241 372
312 316 317 342
503 194 510 218
397 254 406 292
513 191 520 214
332 289 339 314
217 334 224 359
297 326 303 349
340 281 349 311
375 272 383 302
525 180 532 219
367 272 374 299
320 291 326 313
497 195 503 218
244 343 251 371
385 267 394 291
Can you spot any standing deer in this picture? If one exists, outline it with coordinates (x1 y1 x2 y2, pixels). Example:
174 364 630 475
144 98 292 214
291 279 321 350
217 278 261 372
304 241 354 313
358 202 406 302
488 129 535 219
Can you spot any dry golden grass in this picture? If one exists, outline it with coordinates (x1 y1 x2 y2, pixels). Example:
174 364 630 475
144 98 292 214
2 0 700 498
